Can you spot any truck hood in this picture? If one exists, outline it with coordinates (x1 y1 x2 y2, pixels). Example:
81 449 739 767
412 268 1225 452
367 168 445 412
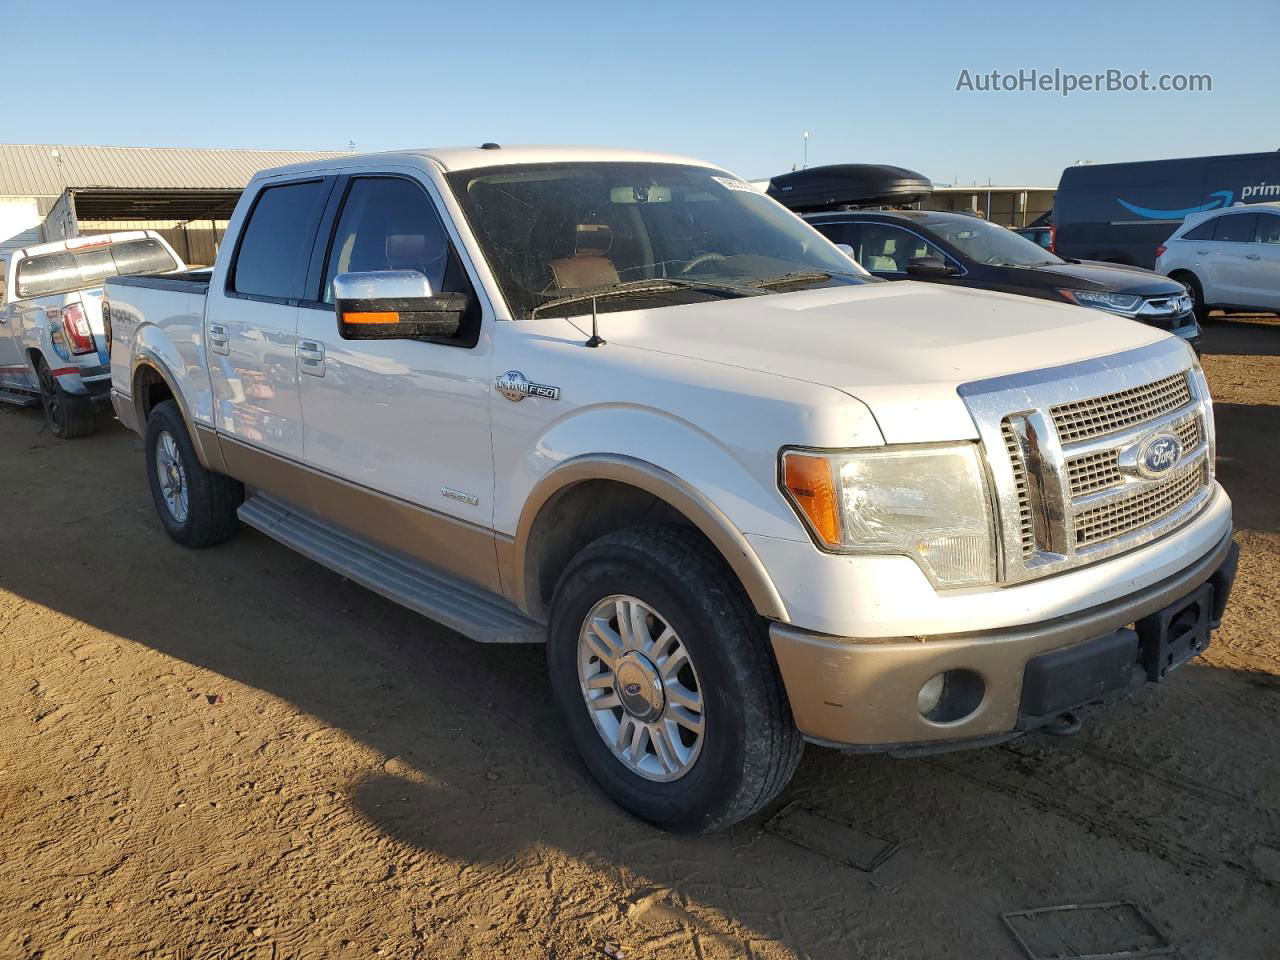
582 281 1171 443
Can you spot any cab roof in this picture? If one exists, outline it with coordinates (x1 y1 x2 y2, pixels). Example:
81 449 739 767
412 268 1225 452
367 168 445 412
255 145 721 180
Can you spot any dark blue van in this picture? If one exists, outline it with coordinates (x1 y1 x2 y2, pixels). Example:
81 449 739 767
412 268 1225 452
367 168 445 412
1053 151 1280 268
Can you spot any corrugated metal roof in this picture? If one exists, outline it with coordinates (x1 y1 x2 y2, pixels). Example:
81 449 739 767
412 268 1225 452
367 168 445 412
0 143 345 197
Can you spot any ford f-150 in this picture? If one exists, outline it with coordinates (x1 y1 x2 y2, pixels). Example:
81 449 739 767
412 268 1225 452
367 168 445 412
105 146 1237 832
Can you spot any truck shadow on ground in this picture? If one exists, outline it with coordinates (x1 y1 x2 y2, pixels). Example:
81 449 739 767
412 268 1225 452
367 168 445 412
1212 402 1279 535
2 405 1279 958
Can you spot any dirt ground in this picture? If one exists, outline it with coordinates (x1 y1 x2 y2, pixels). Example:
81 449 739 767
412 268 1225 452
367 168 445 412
1 316 1278 960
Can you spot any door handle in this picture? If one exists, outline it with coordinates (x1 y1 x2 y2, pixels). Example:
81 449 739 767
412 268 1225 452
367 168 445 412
1245 254 1261 260
1195 250 1209 255
208 322 230 356
298 340 325 377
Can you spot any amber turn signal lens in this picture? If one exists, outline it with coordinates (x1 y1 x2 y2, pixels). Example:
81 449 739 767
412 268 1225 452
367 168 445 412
343 311 400 325
783 453 841 546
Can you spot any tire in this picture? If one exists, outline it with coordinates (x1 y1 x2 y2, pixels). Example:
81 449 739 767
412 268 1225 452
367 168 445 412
1176 272 1210 323
547 525 803 832
144 399 243 548
36 357 97 439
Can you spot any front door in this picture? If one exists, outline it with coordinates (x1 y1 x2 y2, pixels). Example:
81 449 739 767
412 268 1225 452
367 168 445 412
294 174 497 587
0 259 30 390
206 177 334 459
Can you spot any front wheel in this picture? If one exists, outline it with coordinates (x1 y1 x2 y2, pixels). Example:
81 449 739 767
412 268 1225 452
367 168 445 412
547 525 803 832
144 400 243 547
36 358 97 439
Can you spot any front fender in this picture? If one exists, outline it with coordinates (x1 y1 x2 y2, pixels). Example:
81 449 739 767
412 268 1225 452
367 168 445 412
515 450 791 621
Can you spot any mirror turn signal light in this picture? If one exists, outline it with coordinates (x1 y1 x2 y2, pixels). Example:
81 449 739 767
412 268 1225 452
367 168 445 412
342 311 401 325
782 453 841 547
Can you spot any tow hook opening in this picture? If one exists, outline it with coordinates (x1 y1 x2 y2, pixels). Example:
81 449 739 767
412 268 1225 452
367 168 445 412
1042 710 1083 737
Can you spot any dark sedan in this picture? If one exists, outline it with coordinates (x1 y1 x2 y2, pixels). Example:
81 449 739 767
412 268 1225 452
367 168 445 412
807 210 1200 351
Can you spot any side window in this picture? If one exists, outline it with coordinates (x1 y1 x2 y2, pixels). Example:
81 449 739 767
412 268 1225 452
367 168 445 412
231 180 328 300
1213 214 1257 243
1180 218 1217 241
857 223 945 273
321 178 464 304
813 221 856 248
1255 214 1280 245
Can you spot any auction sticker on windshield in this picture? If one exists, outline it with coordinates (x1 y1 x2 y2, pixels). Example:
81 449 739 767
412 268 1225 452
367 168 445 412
712 176 757 193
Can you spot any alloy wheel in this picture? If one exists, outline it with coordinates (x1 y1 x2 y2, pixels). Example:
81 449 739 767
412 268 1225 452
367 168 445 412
154 430 190 524
577 595 706 782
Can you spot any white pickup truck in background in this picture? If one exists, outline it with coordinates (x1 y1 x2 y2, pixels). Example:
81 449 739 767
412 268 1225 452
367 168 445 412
106 146 1237 832
0 231 184 437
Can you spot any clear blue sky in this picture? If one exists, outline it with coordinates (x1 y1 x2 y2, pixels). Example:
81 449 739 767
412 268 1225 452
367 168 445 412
10 0 1277 185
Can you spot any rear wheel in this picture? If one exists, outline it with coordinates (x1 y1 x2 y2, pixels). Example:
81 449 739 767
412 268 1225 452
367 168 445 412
36 358 97 439
547 525 803 832
144 400 243 547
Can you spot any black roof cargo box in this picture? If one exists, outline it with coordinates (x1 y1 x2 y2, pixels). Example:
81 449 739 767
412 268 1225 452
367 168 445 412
766 164 932 212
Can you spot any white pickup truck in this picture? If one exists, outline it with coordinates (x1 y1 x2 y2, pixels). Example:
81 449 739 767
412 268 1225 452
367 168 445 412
0 231 184 436
106 146 1237 832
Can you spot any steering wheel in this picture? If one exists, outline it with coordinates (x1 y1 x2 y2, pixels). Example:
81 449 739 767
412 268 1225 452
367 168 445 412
679 252 727 275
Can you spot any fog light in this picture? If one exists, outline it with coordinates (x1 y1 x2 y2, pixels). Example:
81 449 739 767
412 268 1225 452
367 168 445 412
917 674 946 715
917 669 985 723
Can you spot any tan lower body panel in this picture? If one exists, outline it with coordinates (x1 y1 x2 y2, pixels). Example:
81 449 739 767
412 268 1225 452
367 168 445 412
771 531 1232 748
217 435 504 596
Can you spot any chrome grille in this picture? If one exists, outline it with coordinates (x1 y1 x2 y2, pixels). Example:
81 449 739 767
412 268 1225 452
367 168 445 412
1075 461 1207 548
1050 372 1192 443
1002 419 1035 558
959 341 1215 584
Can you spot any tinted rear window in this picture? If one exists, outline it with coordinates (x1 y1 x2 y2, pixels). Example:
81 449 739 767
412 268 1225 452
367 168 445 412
1213 213 1257 243
231 180 328 300
15 238 177 299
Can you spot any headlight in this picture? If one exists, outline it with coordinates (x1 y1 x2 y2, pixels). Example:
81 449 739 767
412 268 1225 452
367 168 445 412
781 444 997 587
1059 289 1142 315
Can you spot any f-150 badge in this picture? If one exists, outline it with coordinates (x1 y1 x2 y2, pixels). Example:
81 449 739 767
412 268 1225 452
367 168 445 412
496 370 560 402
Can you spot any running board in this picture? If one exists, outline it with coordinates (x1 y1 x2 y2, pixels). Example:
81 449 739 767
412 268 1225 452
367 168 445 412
0 388 39 408
238 494 545 644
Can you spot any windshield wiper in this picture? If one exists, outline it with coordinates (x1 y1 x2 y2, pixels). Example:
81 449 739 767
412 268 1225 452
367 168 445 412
529 277 761 319
750 271 834 289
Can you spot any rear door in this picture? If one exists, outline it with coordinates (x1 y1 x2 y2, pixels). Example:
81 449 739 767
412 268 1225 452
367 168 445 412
1206 213 1258 305
1243 212 1280 310
206 178 334 460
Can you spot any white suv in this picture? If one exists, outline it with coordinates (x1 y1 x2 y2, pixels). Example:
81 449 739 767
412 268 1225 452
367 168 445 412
1156 202 1280 318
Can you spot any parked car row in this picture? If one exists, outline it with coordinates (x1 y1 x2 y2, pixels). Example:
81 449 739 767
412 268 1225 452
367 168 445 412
89 145 1235 833
804 209 1201 351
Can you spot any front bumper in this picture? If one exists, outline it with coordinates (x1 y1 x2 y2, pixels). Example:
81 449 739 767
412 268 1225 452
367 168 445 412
769 531 1237 751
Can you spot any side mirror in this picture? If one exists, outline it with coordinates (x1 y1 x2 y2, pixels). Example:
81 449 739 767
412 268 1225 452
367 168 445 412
333 270 468 341
834 243 855 258
906 255 958 278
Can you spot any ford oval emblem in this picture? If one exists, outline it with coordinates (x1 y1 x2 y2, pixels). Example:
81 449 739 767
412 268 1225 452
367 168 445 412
1141 435 1182 476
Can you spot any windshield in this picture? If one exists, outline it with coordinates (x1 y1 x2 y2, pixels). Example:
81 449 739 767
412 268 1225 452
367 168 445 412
447 162 868 319
15 238 178 299
926 217 1063 267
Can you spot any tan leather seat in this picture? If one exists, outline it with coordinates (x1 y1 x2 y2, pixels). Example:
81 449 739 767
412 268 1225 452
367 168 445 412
550 224 620 290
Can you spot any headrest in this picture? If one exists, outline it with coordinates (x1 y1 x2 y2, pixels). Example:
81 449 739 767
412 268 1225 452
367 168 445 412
386 232 446 265
573 223 612 256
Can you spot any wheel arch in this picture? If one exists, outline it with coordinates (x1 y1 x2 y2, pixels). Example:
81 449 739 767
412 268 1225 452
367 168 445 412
513 454 789 624
130 352 225 472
